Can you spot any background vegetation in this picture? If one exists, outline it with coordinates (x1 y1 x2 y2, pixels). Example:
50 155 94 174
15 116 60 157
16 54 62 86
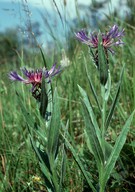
0 0 135 191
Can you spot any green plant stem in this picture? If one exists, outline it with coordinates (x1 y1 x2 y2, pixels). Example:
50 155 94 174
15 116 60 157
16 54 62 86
49 157 59 192
98 163 105 192
99 85 107 192
99 185 105 192
52 171 59 192
101 85 106 153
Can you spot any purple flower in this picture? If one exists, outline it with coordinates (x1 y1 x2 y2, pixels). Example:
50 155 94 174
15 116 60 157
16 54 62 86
75 25 124 54
9 63 61 99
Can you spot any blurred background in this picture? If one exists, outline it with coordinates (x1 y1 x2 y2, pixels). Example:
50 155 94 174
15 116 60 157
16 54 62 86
0 0 132 64
0 0 135 191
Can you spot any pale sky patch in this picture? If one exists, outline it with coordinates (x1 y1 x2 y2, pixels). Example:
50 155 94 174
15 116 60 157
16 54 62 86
0 0 130 45
0 0 128 20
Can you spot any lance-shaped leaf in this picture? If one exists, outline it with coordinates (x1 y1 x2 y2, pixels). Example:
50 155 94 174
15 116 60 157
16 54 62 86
29 135 52 179
17 92 55 189
47 88 61 159
83 54 101 112
100 110 135 189
78 85 104 164
29 134 56 192
105 65 125 130
98 33 109 86
81 99 104 165
78 85 102 146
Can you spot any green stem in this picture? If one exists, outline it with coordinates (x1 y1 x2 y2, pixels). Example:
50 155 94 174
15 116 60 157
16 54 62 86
99 85 107 192
101 85 106 160
52 171 59 192
99 164 106 192
99 185 105 192
50 159 59 192
101 85 106 138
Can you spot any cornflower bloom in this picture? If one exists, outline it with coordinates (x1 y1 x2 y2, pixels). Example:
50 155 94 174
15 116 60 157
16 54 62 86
75 25 124 85
75 25 124 54
9 63 61 100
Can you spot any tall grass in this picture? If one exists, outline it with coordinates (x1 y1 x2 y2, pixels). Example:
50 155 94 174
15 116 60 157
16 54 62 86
0 0 135 191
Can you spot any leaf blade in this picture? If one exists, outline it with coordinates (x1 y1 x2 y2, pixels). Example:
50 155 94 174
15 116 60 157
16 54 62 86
47 88 61 158
102 110 135 188
105 65 125 130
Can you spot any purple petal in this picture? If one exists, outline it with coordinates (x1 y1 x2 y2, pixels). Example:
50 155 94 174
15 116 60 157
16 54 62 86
75 30 89 41
48 64 61 77
9 71 25 82
21 68 31 78
111 40 124 46
44 64 61 80
107 25 118 38
48 63 57 75
107 25 125 39
75 30 93 46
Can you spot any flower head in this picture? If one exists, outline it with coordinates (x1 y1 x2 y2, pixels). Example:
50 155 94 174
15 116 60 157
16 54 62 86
9 63 61 99
75 25 124 54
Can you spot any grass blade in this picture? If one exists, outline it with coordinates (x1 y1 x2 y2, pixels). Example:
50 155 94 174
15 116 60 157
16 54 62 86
16 92 34 129
63 133 96 192
52 0 64 28
59 121 69 192
39 46 47 68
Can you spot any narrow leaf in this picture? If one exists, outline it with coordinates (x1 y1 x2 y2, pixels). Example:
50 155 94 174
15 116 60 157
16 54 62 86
105 65 125 130
47 88 61 158
78 85 102 145
102 110 135 188
39 162 55 192
59 121 69 192
83 55 101 112
29 135 53 184
81 99 104 164
59 145 66 192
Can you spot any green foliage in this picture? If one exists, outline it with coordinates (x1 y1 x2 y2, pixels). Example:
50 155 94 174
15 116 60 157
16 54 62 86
101 110 135 190
0 29 20 64
78 85 104 165
1 1 135 192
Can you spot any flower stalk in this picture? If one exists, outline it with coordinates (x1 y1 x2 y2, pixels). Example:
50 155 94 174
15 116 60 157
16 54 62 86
75 24 134 192
9 61 62 192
